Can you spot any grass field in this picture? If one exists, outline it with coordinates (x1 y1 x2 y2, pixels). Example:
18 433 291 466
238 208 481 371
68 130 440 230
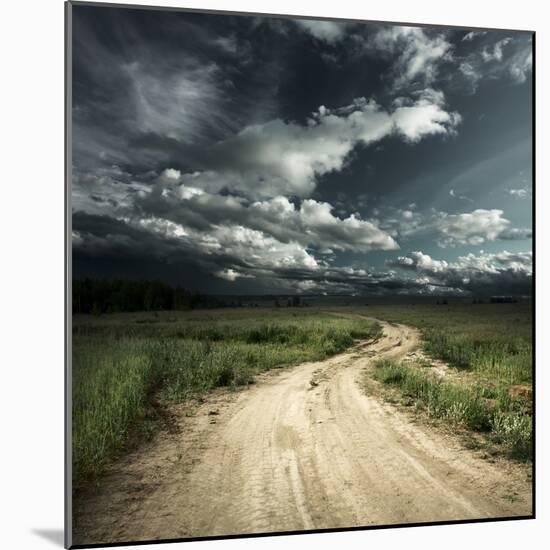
362 303 532 385
72 302 533 487
72 308 380 485
359 303 533 460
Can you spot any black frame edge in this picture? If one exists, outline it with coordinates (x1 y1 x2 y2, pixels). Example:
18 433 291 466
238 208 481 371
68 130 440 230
65 1 73 548
531 29 536 521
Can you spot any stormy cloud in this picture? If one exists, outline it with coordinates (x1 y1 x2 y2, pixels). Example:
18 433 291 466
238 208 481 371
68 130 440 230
71 5 533 297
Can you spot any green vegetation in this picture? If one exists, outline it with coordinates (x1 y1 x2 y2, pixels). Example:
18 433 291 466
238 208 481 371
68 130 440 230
362 303 532 385
372 359 531 459
73 309 380 485
363 303 532 460
72 302 533 486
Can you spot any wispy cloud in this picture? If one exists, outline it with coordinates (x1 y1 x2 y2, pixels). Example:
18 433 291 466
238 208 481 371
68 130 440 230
458 34 532 92
509 187 531 199
368 26 453 91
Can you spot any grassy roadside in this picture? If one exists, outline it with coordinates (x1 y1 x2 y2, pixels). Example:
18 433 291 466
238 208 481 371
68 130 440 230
371 358 531 459
359 304 532 461
73 309 380 486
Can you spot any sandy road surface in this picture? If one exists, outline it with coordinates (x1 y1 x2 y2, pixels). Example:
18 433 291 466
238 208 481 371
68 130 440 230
74 321 532 545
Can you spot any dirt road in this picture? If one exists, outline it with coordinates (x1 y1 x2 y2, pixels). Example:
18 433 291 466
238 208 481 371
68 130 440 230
74 321 532 545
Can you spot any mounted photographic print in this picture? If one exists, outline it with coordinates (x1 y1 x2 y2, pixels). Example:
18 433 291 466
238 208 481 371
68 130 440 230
65 1 534 547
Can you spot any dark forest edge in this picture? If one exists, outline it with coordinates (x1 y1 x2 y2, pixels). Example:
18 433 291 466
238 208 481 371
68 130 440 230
73 278 210 313
72 278 309 314
72 278 530 315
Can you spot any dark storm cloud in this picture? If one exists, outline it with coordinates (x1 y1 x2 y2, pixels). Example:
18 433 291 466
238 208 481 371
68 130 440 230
71 5 533 296
73 210 321 280
73 209 531 297
72 211 418 296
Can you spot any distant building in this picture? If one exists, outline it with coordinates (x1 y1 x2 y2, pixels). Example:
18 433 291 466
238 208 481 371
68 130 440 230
490 296 517 303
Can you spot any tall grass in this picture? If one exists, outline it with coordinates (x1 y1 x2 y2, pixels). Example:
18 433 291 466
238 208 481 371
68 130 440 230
363 304 533 461
372 358 532 460
73 310 380 484
423 330 531 385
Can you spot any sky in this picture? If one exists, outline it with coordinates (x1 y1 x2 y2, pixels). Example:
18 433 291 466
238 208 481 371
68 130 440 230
71 4 533 297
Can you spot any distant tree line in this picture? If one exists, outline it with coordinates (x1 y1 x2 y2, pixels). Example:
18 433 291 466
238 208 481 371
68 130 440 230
72 279 209 314
73 279 313 314
274 296 305 307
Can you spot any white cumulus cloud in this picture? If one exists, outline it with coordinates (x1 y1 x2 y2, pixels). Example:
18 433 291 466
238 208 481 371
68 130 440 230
434 209 514 247
178 94 461 199
294 19 348 43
